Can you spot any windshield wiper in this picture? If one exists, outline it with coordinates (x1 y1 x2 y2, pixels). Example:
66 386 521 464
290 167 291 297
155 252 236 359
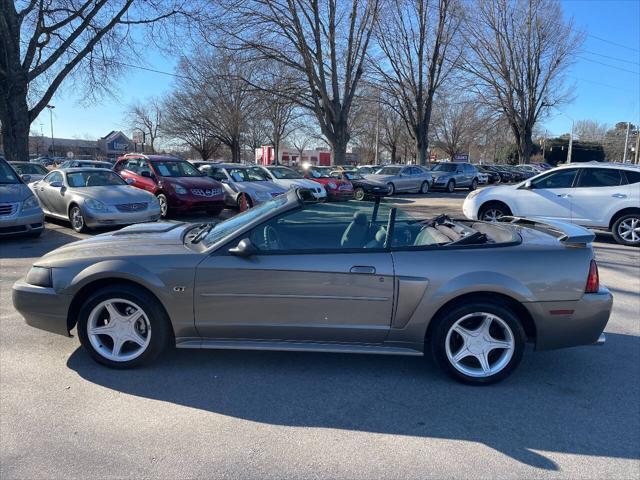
190 223 215 244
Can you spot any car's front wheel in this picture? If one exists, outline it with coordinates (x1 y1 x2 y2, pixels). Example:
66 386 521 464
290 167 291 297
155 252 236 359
77 285 172 368
478 202 511 222
354 187 366 201
612 213 640 246
387 183 395 195
420 181 430 194
430 302 526 384
69 205 88 233
469 178 478 191
446 180 455 193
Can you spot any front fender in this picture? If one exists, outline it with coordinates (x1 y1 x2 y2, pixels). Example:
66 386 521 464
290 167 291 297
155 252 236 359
66 259 167 295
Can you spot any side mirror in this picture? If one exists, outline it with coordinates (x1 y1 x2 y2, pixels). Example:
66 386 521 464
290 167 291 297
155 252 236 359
125 178 135 185
50 181 63 188
456 169 463 174
21 174 31 183
229 238 258 257
140 170 153 179
521 180 532 189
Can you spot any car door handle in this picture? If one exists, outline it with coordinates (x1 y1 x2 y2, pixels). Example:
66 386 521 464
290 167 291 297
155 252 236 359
350 265 376 274
557 194 571 198
612 193 627 199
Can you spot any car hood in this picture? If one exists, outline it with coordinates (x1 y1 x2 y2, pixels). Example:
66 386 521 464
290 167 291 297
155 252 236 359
364 174 396 182
38 222 194 266
429 171 454 178
0 183 33 203
234 181 287 194
69 185 155 204
275 178 325 191
352 178 387 187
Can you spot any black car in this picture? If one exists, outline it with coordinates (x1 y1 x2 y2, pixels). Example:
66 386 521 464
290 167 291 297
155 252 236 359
330 170 390 200
477 165 501 184
486 165 515 183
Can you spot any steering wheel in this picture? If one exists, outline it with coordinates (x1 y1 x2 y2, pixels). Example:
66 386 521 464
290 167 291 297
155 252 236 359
263 225 282 250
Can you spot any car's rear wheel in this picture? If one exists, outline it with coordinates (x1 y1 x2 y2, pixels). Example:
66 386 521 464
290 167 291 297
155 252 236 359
387 183 395 195
430 302 526 385
612 213 640 246
237 193 253 211
354 187 366 201
77 285 172 368
469 178 478 191
156 194 169 218
69 205 87 233
420 181 430 194
478 202 511 222
446 180 455 193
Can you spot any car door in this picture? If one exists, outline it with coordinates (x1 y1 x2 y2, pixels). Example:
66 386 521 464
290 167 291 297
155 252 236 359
570 168 627 227
396 167 413 192
510 168 578 222
35 171 64 214
194 202 395 344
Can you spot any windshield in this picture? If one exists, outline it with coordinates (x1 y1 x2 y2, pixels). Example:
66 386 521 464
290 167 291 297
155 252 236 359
432 164 457 172
0 161 21 184
67 171 126 187
308 168 331 178
11 163 48 175
227 167 268 182
268 167 302 179
375 166 401 175
202 196 288 248
152 160 201 177
344 172 363 180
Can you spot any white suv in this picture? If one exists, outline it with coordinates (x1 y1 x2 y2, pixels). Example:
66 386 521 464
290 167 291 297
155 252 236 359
462 162 640 246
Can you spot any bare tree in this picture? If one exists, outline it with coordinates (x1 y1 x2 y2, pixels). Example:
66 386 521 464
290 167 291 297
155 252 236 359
574 119 608 143
0 0 186 162
213 0 381 164
258 72 298 165
162 91 221 160
432 96 484 159
380 105 408 164
374 0 462 165
243 116 270 162
463 0 583 164
128 98 163 152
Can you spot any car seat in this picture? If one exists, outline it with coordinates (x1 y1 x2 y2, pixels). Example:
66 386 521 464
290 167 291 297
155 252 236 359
341 212 369 248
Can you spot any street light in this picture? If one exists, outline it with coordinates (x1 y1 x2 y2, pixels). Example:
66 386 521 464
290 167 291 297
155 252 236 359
554 110 574 164
46 105 55 157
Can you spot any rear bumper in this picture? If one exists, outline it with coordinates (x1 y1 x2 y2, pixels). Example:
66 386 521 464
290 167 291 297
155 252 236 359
527 287 613 351
12 280 72 336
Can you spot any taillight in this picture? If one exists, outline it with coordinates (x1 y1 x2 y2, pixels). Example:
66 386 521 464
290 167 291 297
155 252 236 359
585 259 599 293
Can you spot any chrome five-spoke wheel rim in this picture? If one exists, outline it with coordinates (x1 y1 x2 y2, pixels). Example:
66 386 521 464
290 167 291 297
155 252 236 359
482 209 503 222
87 299 151 362
445 312 515 378
618 217 640 243
71 208 83 230
158 196 168 216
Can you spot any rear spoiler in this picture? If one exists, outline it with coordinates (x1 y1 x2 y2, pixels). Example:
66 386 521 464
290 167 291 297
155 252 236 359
498 216 595 246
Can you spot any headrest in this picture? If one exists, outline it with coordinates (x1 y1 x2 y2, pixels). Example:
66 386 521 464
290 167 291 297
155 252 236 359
353 212 367 225
375 227 387 243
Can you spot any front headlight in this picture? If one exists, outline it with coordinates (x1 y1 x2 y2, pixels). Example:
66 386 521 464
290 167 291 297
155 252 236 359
22 195 40 210
174 185 188 195
328 182 337 189
467 189 482 199
85 198 106 211
26 266 52 288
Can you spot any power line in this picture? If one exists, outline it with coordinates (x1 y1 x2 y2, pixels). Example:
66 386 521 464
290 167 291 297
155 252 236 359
588 34 640 53
582 49 640 66
566 75 638 93
578 56 640 75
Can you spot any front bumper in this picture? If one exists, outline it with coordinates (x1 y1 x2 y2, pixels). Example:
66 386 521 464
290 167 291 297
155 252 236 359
83 207 162 228
327 190 355 201
169 195 226 212
526 287 613 351
0 209 45 237
12 280 72 336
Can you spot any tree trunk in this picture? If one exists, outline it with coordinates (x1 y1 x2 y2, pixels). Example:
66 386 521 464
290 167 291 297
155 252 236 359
0 76 31 163
390 144 397 164
331 139 348 166
516 131 533 164
230 138 241 163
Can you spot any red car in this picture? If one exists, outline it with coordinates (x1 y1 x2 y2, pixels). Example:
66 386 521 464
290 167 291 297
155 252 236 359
300 166 354 201
114 154 225 217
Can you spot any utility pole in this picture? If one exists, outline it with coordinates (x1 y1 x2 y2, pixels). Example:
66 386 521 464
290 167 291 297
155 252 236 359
373 89 380 165
634 126 639 165
622 121 630 163
567 121 574 164
46 105 55 157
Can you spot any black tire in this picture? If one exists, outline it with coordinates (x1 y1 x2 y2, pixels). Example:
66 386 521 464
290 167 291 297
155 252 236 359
387 183 395 195
69 205 88 233
612 213 640 247
420 181 430 194
354 187 366 201
430 301 526 385
446 179 455 193
469 178 478 191
478 202 512 222
77 284 173 369
236 193 253 211
157 194 169 218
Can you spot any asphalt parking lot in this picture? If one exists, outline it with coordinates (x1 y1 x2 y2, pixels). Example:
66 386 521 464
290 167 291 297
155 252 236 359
1 192 639 479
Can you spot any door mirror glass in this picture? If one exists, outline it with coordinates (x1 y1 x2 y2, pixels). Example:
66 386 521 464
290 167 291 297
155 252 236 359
140 170 153 179
125 178 135 185
21 174 31 183
229 238 258 257
50 181 63 188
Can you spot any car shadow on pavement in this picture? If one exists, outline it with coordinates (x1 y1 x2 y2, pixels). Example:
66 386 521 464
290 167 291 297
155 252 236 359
67 332 639 471
0 228 82 259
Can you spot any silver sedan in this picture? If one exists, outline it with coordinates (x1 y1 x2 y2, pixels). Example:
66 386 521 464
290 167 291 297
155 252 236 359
30 168 161 232
365 165 433 195
198 163 287 211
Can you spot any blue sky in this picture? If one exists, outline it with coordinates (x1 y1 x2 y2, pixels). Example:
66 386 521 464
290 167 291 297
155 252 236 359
33 0 640 141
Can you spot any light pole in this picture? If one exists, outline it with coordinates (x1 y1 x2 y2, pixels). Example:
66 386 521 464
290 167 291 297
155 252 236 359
46 105 55 157
555 111 574 164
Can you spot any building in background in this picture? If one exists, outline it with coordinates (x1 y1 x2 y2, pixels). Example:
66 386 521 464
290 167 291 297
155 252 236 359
26 130 138 160
256 145 333 166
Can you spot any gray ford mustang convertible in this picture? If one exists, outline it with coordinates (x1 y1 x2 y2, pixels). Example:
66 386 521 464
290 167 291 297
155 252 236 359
12 190 612 384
